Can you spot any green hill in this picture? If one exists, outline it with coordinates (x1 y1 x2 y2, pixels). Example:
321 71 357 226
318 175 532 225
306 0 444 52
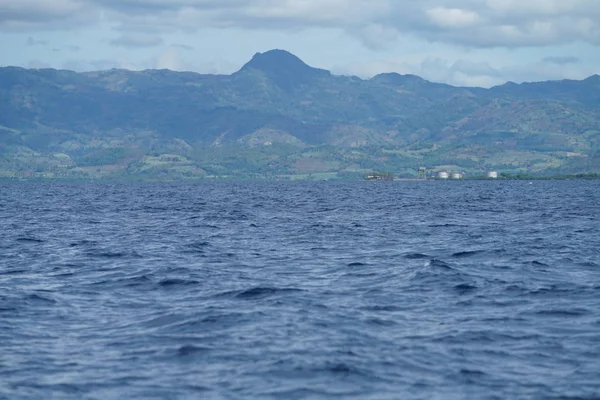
1 49 599 180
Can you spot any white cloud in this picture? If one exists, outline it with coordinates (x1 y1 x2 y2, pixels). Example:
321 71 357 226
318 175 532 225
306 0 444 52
426 8 481 28
351 24 399 50
339 51 598 87
1 0 600 49
0 0 96 30
485 0 584 16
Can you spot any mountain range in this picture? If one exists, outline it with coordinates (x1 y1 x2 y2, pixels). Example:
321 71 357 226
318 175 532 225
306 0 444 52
1 49 599 180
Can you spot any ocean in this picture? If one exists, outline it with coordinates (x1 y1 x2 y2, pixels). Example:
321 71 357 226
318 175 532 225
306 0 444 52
1 180 599 399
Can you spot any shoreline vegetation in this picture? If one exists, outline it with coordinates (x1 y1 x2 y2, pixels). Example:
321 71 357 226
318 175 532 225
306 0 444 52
467 173 600 180
2 51 600 186
366 171 600 181
2 172 599 183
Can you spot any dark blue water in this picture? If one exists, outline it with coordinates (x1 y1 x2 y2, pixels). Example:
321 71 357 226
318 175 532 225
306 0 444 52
1 181 599 399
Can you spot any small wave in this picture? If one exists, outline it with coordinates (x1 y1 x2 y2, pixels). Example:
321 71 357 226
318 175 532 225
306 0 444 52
343 272 378 278
454 283 478 294
347 262 368 267
530 260 550 267
188 241 210 248
360 305 404 312
23 383 85 394
408 259 475 292
236 287 304 299
325 362 354 375
579 261 599 268
177 344 210 357
27 293 57 304
532 308 590 317
158 278 200 287
425 259 454 270
460 369 486 376
529 285 578 297
404 252 430 259
199 313 246 325
218 287 305 300
309 223 334 229
504 284 526 293
86 249 135 258
316 207 338 212
50 272 76 278
183 241 211 254
262 388 335 398
69 240 97 247
428 223 467 228
223 210 250 221
366 317 397 327
142 205 170 213
0 269 27 275
16 237 44 243
433 330 542 344
457 368 487 384
452 250 484 258
273 360 368 378
141 313 187 329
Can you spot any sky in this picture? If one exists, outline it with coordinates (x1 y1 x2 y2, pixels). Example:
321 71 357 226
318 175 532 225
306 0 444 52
1 0 599 87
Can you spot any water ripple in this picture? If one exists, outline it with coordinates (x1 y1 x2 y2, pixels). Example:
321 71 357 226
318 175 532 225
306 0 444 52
1 180 599 399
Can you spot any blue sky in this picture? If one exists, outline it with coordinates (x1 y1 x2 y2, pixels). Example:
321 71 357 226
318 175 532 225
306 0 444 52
1 0 599 87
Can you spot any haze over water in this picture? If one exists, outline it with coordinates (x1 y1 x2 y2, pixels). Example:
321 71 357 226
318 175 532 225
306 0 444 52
1 181 599 399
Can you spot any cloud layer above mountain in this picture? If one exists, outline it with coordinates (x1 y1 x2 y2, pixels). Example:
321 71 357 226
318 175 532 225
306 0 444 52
1 0 598 87
2 0 600 48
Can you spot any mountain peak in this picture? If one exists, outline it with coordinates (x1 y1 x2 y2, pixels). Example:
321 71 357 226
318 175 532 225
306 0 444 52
237 49 329 92
242 49 308 71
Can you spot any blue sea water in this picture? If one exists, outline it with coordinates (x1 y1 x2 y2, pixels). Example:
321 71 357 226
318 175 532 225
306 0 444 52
0 180 599 400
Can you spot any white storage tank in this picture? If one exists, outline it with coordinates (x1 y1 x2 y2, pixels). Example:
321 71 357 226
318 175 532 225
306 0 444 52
438 171 449 179
451 172 463 179
487 171 498 179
